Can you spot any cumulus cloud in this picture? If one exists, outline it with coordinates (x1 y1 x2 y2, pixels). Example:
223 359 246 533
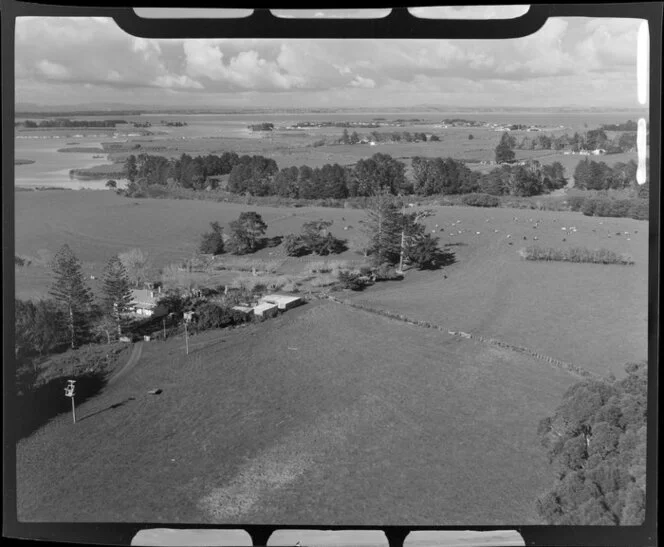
350 75 376 88
14 16 643 108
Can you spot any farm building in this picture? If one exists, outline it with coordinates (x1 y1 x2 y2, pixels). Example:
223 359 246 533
253 302 279 319
130 288 167 317
232 305 255 318
259 294 304 311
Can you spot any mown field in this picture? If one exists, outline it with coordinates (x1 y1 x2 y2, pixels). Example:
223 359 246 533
17 300 577 524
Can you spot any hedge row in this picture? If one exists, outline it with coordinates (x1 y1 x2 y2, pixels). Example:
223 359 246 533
460 193 501 207
521 245 634 265
566 195 648 220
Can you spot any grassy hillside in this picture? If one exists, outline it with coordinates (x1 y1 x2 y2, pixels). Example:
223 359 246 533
17 301 577 524
15 191 647 377
350 206 647 377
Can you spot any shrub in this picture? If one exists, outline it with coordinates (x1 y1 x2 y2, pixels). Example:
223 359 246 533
373 263 403 281
566 195 586 212
193 302 249 331
337 271 371 291
582 197 648 220
309 273 339 287
628 199 649 220
283 234 310 257
522 245 634 265
461 193 501 207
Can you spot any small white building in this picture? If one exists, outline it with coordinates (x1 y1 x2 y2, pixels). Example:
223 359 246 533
259 294 304 311
252 302 279 319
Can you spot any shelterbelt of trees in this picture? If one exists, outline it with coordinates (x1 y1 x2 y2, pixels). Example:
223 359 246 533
515 127 640 154
22 119 127 128
123 148 643 201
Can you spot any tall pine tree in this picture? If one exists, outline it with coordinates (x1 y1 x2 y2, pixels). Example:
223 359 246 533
361 190 402 266
49 244 93 349
102 255 134 338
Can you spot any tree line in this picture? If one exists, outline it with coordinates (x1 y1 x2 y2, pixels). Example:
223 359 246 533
573 159 639 191
515 129 637 154
22 119 125 128
412 155 567 197
338 128 438 145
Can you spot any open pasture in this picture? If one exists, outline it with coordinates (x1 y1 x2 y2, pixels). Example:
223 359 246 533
17 300 577 524
351 207 648 378
15 190 648 379
14 190 369 299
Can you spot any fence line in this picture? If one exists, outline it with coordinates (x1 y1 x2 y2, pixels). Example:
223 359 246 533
327 295 601 380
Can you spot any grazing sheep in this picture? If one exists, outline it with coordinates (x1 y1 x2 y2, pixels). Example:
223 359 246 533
533 236 538 240
476 231 481 235
506 234 512 239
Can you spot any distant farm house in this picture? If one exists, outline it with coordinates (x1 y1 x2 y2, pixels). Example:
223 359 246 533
592 149 606 156
130 287 166 317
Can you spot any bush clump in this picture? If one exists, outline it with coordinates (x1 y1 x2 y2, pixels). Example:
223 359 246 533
521 245 634 265
581 197 648 220
337 271 371 291
461 193 501 207
192 302 249 331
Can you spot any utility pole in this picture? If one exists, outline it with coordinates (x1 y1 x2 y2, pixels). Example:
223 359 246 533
163 318 166 340
184 321 189 355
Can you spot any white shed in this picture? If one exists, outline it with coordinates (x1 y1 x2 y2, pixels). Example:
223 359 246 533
259 294 304 311
252 302 279 319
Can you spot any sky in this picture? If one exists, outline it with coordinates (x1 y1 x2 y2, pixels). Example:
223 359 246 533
14 9 647 110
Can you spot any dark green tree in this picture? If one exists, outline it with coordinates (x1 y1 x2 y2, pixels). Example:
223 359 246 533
101 255 134 339
495 132 516 163
199 221 225 255
49 244 93 349
125 155 138 182
360 190 403 266
228 212 268 255
536 362 647 525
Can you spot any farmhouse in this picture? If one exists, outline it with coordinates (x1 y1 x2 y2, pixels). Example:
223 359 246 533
592 149 606 156
259 294 304 311
131 288 166 317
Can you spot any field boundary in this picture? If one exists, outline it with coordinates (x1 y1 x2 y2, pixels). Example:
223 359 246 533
327 295 602 381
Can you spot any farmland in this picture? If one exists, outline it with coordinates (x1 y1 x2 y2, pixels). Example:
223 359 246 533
13 109 649 526
15 189 648 379
17 300 577 523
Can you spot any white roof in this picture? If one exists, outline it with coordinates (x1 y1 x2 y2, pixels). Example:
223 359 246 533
232 305 254 314
260 294 303 305
253 302 279 315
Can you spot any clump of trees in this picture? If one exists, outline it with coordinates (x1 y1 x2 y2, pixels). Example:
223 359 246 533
573 159 638 191
228 212 268 255
284 220 347 257
478 161 567 197
411 157 479 195
495 131 516 164
536 362 647 525
360 191 443 271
